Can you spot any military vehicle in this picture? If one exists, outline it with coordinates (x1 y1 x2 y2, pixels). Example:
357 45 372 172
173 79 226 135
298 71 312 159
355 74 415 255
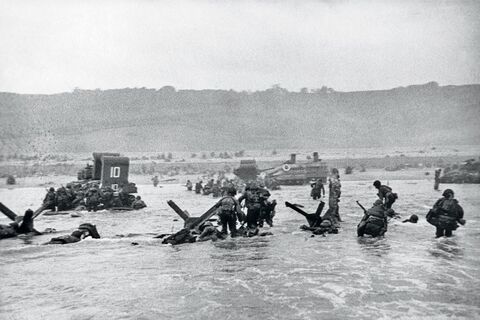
76 152 137 193
439 158 480 184
263 153 329 185
234 152 329 186
233 159 259 182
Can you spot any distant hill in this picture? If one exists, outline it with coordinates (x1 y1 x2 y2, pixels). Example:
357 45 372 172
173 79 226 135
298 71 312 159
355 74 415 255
0 82 479 154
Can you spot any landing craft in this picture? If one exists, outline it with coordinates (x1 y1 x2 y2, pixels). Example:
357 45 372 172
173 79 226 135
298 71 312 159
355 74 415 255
76 152 137 193
234 152 329 185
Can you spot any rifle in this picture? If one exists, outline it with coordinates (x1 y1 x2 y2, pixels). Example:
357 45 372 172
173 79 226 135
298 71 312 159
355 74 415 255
356 201 367 213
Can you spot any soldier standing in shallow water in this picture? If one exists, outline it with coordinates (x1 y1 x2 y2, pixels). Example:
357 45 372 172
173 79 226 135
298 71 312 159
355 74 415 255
427 189 465 237
310 179 325 200
434 169 441 191
238 182 262 235
217 187 244 237
195 181 203 194
328 169 342 222
43 187 57 212
152 175 159 187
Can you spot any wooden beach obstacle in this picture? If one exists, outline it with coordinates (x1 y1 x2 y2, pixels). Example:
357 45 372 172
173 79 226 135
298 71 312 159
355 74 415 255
167 200 222 230
285 201 325 228
0 202 46 236
160 200 223 244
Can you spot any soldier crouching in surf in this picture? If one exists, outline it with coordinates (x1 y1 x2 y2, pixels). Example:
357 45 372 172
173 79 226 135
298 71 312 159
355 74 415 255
357 200 388 238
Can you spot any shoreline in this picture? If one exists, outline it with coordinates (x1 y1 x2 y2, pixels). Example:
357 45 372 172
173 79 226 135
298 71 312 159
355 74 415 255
0 168 440 189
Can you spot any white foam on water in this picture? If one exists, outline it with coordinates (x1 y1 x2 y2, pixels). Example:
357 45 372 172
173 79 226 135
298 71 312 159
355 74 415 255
1 180 479 319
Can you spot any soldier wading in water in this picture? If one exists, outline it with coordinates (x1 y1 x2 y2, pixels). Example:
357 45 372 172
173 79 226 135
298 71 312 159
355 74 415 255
427 189 465 237
373 180 398 210
217 187 245 237
238 182 263 236
357 200 388 238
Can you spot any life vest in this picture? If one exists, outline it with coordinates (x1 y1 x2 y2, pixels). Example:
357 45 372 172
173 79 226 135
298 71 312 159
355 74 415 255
245 191 262 210
364 206 387 235
366 206 386 219
219 196 237 215
427 198 460 228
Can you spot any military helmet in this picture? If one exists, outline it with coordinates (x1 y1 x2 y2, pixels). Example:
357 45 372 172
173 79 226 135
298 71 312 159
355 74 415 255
373 199 383 206
226 187 237 196
442 189 454 197
24 209 34 218
373 180 381 188
409 214 419 223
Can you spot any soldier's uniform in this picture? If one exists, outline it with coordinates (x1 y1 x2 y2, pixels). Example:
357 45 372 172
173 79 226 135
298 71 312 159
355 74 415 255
238 184 262 231
357 200 388 237
195 182 203 194
258 188 275 227
217 194 243 237
328 176 342 222
86 188 100 212
132 196 147 210
56 187 72 211
100 187 114 209
427 189 464 237
310 180 325 200
46 223 100 244
43 188 57 211
374 182 397 209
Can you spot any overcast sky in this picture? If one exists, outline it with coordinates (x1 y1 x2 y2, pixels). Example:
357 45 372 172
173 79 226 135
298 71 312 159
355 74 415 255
0 0 479 94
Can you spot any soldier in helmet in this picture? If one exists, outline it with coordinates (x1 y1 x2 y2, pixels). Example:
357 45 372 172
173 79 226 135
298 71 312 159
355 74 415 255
152 175 159 187
132 196 147 210
257 186 276 227
328 170 342 222
373 180 397 210
71 189 86 209
427 189 465 237
217 187 244 237
195 181 203 194
45 223 100 244
238 182 263 235
56 186 72 211
185 180 193 191
43 187 57 211
85 185 100 212
357 200 388 238
310 179 325 200
99 186 114 209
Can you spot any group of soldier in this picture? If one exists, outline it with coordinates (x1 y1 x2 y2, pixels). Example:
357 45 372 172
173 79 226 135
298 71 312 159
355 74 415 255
190 178 240 198
190 178 278 235
42 183 146 213
2 166 467 245
356 180 465 239
307 170 465 239
162 181 277 244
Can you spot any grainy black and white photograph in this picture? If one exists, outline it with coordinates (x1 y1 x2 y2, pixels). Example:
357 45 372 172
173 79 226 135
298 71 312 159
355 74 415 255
1 0 479 319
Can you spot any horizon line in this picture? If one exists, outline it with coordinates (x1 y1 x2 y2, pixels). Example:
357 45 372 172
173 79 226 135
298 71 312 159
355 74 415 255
1 81 480 96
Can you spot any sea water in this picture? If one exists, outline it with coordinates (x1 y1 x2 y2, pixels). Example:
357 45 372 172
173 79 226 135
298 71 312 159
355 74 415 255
0 180 479 319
